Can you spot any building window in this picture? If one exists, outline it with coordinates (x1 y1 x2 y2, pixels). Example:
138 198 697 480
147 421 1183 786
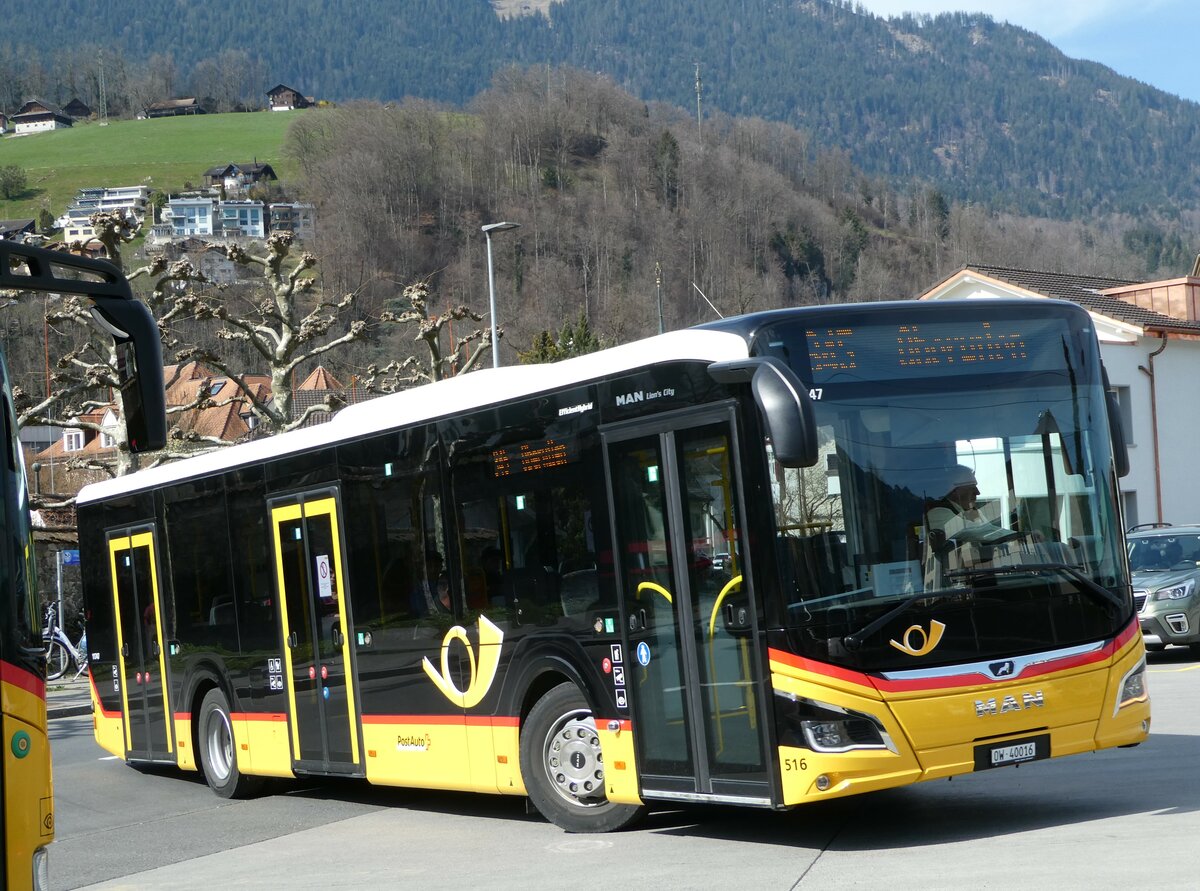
63 431 84 452
100 432 116 448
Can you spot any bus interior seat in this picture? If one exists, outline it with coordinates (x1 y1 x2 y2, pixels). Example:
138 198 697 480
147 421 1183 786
784 531 849 599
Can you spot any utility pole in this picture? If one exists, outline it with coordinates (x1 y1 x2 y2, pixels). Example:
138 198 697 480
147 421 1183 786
655 262 664 334
98 52 109 125
694 62 703 145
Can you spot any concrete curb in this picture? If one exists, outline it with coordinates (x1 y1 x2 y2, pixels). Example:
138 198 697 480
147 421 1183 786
48 703 92 720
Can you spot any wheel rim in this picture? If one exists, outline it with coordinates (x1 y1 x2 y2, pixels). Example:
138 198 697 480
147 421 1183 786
46 643 67 680
540 707 607 809
204 706 234 783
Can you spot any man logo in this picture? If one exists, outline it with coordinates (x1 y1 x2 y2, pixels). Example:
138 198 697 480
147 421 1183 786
989 660 1016 678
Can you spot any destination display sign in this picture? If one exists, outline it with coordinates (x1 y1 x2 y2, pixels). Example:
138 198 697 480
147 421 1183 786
491 437 577 477
801 317 1071 384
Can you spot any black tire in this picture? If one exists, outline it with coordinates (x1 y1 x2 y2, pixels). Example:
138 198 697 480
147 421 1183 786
198 688 265 799
44 639 70 682
519 682 646 833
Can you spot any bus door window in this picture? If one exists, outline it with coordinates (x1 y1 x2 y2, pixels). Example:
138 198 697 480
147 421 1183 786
608 436 693 776
674 424 763 776
270 494 361 768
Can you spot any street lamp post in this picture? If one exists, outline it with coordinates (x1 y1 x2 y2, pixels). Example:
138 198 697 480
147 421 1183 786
482 221 521 368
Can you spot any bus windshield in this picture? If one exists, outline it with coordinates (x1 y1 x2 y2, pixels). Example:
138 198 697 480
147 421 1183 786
756 305 1130 672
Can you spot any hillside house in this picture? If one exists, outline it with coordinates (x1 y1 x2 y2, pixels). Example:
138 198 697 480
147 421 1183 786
0 113 9 133
164 361 272 443
217 200 266 238
62 98 91 120
12 100 72 133
268 203 315 239
292 366 362 428
920 264 1200 529
144 98 206 118
56 186 151 242
203 162 278 195
267 84 313 111
0 219 36 242
161 196 216 237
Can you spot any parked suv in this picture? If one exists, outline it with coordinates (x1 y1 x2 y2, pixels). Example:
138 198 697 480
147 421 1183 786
1127 524 1200 654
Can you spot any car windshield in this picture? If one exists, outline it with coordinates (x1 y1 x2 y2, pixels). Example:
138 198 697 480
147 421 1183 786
755 304 1130 672
1128 532 1200 572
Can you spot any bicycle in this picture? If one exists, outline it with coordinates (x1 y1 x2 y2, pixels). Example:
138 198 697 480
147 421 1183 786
42 603 87 682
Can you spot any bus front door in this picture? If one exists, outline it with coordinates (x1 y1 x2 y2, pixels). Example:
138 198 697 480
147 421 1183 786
107 528 174 762
269 491 362 776
604 407 772 805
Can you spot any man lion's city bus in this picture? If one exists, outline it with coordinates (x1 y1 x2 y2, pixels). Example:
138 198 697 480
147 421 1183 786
0 242 166 889
76 297 1148 833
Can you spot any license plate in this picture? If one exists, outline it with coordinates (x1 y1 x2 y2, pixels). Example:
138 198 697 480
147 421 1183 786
973 733 1049 770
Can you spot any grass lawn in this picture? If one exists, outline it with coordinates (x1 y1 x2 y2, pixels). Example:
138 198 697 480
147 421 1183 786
0 111 307 222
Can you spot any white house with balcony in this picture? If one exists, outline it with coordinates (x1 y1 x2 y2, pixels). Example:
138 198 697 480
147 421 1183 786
163 196 217 237
217 201 266 238
920 264 1200 529
56 186 151 241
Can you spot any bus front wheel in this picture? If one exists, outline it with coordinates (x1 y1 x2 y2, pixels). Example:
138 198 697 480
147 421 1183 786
198 688 264 799
519 682 645 833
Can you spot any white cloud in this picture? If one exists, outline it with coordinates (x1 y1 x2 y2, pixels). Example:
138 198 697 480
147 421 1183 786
852 1 1171 40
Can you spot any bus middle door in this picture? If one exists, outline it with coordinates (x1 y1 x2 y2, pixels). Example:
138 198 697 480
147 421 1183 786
107 527 174 762
269 491 362 776
603 406 772 805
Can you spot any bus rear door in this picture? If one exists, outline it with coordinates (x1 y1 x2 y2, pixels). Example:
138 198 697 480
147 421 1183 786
107 527 174 762
268 490 362 776
603 405 773 806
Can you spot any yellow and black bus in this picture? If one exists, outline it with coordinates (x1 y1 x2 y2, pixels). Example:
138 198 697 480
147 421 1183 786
0 242 165 888
76 298 1148 832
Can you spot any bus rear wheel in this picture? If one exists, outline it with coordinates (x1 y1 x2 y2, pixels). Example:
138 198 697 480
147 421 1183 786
519 682 645 833
198 688 264 799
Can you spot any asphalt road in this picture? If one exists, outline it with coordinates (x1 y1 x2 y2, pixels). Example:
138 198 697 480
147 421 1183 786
49 648 1199 890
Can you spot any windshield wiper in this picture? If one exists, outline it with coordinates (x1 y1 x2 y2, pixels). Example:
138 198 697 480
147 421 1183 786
944 563 1127 612
842 586 968 652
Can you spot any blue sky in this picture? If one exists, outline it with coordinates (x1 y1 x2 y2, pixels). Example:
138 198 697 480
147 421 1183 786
854 1 1200 104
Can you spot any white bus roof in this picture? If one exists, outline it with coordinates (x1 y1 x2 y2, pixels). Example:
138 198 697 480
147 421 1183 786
78 327 750 505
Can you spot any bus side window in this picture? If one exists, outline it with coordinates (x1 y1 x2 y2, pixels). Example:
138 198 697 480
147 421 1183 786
339 425 446 625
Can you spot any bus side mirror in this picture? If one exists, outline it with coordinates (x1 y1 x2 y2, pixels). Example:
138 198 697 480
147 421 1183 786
88 297 167 453
1105 390 1130 478
1101 367 1129 479
708 357 818 468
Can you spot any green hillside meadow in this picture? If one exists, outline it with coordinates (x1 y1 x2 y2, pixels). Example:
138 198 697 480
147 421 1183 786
0 111 304 221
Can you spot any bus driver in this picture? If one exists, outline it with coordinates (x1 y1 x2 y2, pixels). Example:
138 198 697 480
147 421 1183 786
924 464 1017 545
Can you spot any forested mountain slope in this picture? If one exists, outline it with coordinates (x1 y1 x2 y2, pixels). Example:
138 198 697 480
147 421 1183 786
6 0 1200 219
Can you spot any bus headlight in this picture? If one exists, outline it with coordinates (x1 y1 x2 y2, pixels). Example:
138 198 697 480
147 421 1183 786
1153 579 1194 600
774 691 897 754
1114 658 1148 717
33 845 49 891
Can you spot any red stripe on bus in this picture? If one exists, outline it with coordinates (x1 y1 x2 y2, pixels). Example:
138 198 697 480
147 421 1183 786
361 714 519 727
230 712 287 722
872 647 1110 693
771 618 1144 695
767 648 875 687
0 659 46 700
89 672 121 719
465 715 518 727
596 718 632 731
1110 618 1140 653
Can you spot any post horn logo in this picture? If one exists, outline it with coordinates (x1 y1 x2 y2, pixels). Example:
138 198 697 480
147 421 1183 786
889 620 947 657
423 614 505 708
